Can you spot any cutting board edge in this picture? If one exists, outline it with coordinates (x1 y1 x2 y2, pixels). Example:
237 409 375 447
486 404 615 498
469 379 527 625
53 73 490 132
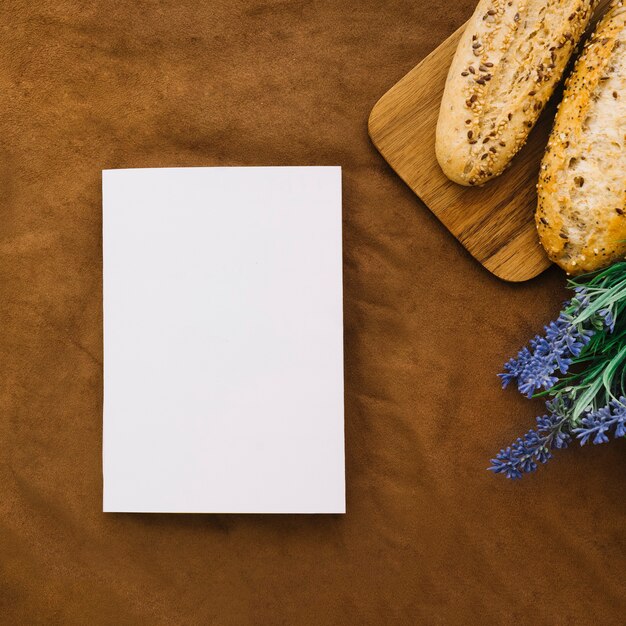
369 96 551 283
368 27 558 284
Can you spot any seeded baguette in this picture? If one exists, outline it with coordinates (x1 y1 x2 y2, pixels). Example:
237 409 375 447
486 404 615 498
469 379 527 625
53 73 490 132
537 1 626 274
436 0 598 186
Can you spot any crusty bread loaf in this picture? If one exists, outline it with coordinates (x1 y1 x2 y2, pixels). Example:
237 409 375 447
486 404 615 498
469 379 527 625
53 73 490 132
537 1 626 274
436 0 598 186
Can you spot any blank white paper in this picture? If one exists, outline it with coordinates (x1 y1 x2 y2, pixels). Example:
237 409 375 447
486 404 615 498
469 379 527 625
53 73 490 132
103 167 344 513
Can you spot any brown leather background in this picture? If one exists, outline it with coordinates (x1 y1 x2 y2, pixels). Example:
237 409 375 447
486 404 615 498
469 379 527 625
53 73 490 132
1 1 624 623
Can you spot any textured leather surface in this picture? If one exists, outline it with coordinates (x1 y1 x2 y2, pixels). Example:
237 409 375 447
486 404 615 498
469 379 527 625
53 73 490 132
0 1 624 623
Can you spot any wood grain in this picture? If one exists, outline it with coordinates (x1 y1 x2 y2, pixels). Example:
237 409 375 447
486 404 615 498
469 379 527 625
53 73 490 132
368 0 612 282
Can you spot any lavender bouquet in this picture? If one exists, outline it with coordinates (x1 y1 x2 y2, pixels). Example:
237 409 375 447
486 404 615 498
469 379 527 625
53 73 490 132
490 262 626 479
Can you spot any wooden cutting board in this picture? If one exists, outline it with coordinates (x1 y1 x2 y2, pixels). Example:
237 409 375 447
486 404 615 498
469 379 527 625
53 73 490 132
368 1 611 282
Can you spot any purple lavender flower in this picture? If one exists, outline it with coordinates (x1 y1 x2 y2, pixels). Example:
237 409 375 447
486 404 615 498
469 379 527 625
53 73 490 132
573 397 626 445
598 308 616 333
492 263 626 479
489 406 572 479
499 291 600 398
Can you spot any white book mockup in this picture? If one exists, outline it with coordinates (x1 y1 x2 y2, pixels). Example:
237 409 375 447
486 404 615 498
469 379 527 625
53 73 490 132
103 166 344 513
